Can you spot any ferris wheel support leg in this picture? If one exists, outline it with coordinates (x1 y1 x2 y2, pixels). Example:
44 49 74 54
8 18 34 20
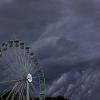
40 94 45 100
27 81 30 100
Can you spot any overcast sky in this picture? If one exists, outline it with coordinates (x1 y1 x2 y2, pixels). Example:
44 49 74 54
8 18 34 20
0 0 100 100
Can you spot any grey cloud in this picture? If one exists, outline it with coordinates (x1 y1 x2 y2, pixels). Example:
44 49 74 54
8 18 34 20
61 0 100 18
32 15 100 66
47 65 100 100
47 73 70 96
0 0 62 42
0 0 13 4
71 0 99 16
31 15 100 83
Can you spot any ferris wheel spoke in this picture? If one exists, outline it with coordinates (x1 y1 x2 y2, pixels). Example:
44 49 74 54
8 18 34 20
0 84 13 98
19 48 31 72
11 90 16 100
30 61 41 75
16 54 25 71
9 47 24 72
6 82 19 100
14 48 25 69
22 83 27 100
19 50 27 68
23 51 33 74
0 78 24 99
22 51 30 73
4 49 16 66
29 65 39 77
28 54 38 74
0 53 13 72
28 62 36 74
15 48 29 74
2 50 19 74
10 86 18 100
26 56 32 74
0 97 3 100
18 83 24 100
0 79 18 84
15 51 28 77
21 51 27 68
11 82 22 100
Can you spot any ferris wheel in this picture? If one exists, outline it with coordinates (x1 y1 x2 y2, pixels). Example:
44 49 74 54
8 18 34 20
0 40 45 100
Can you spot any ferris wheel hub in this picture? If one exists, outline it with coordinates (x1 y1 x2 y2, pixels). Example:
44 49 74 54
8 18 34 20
27 73 32 82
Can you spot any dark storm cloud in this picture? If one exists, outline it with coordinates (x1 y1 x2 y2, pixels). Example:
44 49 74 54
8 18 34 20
0 0 62 42
0 0 12 4
71 0 98 16
31 0 100 70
